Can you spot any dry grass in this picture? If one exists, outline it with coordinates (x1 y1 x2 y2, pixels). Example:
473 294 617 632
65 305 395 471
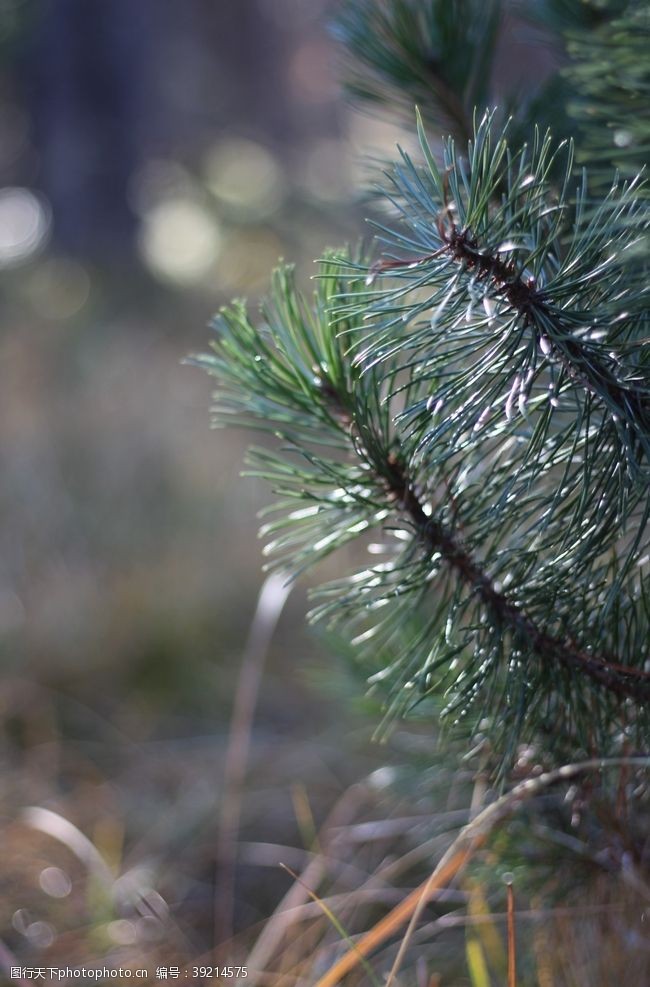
2 704 648 987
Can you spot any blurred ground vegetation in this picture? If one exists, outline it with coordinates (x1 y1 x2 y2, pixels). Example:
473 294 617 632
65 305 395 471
0 0 406 976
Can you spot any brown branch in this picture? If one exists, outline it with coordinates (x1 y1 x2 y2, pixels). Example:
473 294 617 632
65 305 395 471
370 224 650 436
381 451 650 702
447 227 650 427
314 359 650 702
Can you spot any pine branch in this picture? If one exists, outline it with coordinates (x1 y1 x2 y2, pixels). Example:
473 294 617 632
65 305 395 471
195 249 650 771
522 0 629 34
309 370 650 704
525 1 650 196
331 0 501 141
368 193 650 472
340 113 650 568
378 450 650 701
307 342 650 701
564 2 650 186
194 0 650 783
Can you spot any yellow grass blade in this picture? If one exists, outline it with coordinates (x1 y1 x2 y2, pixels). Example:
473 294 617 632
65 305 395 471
466 938 491 987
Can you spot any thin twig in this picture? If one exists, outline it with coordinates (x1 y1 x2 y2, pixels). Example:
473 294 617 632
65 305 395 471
507 879 516 987
214 573 292 946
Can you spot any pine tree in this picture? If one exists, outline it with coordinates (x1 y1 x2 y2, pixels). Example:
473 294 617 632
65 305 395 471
194 0 650 780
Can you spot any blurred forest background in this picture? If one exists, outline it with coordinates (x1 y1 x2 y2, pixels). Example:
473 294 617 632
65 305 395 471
0 1 607 984
0 0 422 976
